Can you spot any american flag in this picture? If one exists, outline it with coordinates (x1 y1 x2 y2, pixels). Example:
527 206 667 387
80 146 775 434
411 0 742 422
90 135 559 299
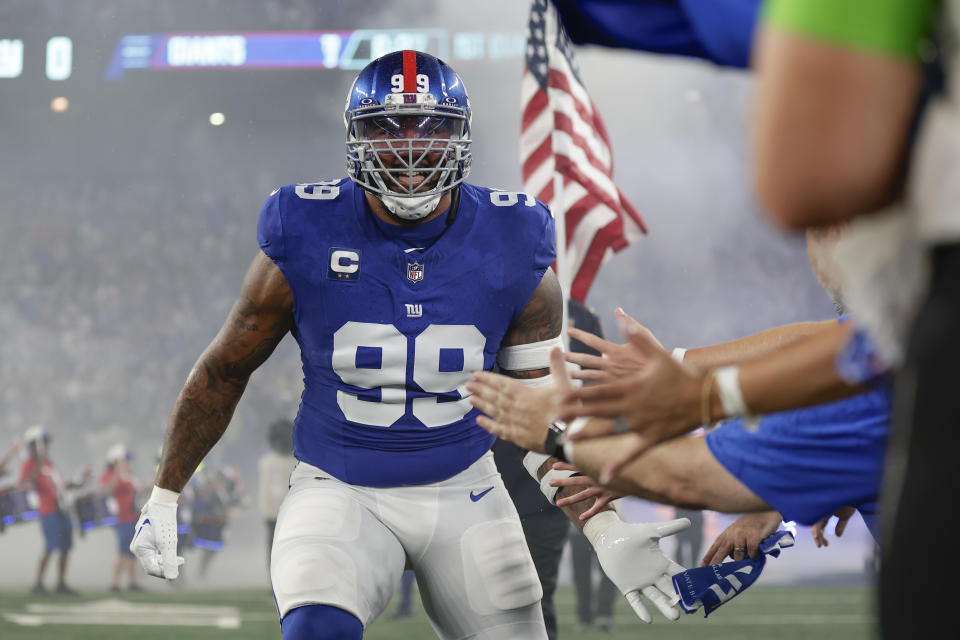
520 0 647 303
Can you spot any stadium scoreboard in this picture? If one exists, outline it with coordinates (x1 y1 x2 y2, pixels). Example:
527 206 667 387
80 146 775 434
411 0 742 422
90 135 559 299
0 29 524 82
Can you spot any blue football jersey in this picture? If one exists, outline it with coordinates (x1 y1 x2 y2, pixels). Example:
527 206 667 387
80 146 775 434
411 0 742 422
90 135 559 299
257 180 556 487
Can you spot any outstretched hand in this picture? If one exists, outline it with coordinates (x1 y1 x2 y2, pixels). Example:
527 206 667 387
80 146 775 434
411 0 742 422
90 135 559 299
548 461 623 520
701 511 784 566
466 347 572 452
587 512 689 623
566 308 665 385
811 507 856 548
556 321 704 482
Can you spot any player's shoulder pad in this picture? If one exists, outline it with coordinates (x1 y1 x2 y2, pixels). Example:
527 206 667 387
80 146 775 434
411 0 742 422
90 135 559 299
470 184 553 229
258 179 353 262
268 178 353 213
467 184 556 267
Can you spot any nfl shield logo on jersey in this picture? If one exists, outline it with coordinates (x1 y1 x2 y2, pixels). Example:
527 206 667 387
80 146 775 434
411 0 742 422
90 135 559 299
406 262 424 283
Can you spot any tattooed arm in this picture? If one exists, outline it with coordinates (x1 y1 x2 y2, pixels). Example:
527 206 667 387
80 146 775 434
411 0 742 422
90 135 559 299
155 251 293 492
497 268 610 531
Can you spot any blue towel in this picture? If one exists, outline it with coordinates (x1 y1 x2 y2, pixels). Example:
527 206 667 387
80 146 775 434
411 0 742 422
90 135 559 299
672 530 795 617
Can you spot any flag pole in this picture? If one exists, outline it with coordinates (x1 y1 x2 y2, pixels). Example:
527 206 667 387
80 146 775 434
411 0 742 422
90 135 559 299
544 2 571 350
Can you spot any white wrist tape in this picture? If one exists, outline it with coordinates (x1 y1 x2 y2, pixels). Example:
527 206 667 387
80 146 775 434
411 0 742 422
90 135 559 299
522 451 550 479
497 336 563 371
715 365 748 417
522 447 576 505
562 417 590 465
539 467 577 504
149 485 181 506
671 347 687 363
516 373 555 388
582 510 620 546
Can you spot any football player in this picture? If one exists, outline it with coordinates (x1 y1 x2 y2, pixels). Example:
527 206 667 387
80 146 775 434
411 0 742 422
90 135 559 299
131 51 683 639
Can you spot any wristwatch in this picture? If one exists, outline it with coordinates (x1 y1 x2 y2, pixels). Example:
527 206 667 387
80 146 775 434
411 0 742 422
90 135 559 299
543 423 568 463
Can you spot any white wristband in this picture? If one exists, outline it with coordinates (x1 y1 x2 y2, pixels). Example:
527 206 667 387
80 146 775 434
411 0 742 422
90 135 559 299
715 365 748 417
149 485 181 506
582 510 619 546
671 347 687 363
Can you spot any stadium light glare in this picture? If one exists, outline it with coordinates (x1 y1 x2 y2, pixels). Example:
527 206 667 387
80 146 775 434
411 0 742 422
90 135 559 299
50 96 69 112
209 112 225 126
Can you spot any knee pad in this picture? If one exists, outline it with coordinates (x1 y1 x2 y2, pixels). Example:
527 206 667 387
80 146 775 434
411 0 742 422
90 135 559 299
272 490 363 619
461 518 542 615
272 486 405 624
281 604 362 640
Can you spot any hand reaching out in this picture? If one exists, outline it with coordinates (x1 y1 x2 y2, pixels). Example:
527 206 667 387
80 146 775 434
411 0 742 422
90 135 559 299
566 308 666 385
556 321 704 482
701 511 784 566
586 512 690 623
466 346 572 452
811 507 856 548
548 461 623 520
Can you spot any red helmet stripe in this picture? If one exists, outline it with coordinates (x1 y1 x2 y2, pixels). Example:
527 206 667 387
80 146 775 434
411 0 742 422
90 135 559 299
402 50 417 93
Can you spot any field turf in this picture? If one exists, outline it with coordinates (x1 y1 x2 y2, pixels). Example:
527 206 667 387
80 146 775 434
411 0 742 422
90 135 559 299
0 584 875 639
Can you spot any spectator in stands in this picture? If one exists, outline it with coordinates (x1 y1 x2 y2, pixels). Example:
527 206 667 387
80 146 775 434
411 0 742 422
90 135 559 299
100 444 141 592
18 425 90 595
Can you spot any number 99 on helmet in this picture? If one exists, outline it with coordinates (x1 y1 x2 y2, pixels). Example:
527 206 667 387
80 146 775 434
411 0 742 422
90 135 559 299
344 50 472 221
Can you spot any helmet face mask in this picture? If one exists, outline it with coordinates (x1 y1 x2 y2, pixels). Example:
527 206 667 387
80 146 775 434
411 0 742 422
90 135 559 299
345 51 472 220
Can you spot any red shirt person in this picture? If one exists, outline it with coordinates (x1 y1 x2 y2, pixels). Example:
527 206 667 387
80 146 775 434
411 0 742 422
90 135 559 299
100 444 141 591
18 426 89 595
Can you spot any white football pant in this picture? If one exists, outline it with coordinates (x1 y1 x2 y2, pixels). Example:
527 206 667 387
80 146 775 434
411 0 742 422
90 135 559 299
271 452 547 639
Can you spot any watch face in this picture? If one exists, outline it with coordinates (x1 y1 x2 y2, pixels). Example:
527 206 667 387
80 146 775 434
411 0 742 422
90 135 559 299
545 424 566 461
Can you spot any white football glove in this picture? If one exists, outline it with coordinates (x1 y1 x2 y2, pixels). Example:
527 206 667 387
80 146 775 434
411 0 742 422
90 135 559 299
130 486 185 580
584 511 689 623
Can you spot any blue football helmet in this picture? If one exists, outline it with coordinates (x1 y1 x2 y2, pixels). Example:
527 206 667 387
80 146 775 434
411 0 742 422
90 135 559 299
344 50 472 220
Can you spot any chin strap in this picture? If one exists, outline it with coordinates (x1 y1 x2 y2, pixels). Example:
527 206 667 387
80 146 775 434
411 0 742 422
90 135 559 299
380 193 442 220
445 186 461 226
